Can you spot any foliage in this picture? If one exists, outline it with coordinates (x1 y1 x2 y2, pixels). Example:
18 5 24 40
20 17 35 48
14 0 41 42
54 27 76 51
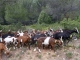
36 54 42 59
5 3 28 24
9 22 23 31
0 0 80 25
0 22 25 32
60 18 80 37
31 23 48 30
60 18 80 29
38 10 52 24
30 23 62 31
77 45 80 49
66 52 73 59
0 0 80 38
0 24 3 30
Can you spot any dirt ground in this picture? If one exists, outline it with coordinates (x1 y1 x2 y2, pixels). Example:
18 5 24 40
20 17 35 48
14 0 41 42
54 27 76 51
1 39 80 60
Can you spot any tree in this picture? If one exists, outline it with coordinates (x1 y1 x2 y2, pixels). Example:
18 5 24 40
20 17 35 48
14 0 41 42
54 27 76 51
45 0 79 21
5 1 28 25
0 0 17 25
38 10 52 24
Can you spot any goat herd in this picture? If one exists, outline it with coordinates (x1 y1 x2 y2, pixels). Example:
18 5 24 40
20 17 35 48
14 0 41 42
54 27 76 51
0 27 79 59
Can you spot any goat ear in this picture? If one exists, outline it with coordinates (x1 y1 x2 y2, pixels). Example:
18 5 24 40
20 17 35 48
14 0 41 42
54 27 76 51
59 27 63 32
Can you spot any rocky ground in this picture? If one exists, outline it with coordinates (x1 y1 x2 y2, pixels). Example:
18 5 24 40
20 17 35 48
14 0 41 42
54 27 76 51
2 39 80 60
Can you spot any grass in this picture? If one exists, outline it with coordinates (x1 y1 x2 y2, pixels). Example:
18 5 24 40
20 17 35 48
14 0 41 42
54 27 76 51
30 23 63 30
16 54 20 57
29 56 32 59
64 49 67 52
27 52 30 55
36 54 42 59
77 45 80 49
65 44 76 49
48 52 51 55
66 52 73 59
75 58 78 60
22 47 27 52
52 54 57 57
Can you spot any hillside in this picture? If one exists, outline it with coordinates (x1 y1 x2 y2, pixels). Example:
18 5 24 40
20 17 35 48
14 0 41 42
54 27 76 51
2 39 80 60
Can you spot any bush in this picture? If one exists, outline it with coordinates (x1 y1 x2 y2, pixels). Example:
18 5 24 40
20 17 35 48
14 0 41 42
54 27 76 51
0 24 3 30
66 52 73 59
38 10 52 24
1 22 26 32
60 18 80 37
5 2 28 24
31 23 49 30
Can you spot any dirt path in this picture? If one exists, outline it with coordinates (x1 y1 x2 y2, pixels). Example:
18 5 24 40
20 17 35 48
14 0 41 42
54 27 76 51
2 39 80 60
2 54 8 60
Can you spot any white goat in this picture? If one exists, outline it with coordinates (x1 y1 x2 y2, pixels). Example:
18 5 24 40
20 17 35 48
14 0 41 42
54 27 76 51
4 36 17 49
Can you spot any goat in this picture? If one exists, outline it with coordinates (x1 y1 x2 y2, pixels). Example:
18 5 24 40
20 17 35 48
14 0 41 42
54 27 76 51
53 28 79 45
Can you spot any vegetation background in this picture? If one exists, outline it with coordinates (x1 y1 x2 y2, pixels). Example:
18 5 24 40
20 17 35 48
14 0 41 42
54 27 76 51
0 0 80 36
0 1 80 60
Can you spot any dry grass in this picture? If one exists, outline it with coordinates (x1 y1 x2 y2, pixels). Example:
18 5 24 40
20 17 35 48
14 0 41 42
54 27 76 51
2 39 80 60
66 52 73 59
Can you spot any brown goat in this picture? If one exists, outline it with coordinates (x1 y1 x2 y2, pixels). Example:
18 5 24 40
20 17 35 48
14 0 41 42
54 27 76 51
0 43 10 60
16 36 31 49
34 37 63 52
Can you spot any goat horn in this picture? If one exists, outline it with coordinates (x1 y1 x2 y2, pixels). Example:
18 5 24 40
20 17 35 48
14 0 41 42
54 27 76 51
60 36 63 43
0 30 2 32
59 28 63 33
75 27 79 33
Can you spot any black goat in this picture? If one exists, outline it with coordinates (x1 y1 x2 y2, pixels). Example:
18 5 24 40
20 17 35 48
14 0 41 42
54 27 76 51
53 28 79 45
31 33 46 45
62 28 79 34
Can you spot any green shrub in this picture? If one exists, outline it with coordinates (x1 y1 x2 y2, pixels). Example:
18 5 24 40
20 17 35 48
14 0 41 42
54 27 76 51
37 54 42 59
0 24 3 30
77 45 80 49
66 52 73 59
60 18 80 37
1 22 26 32
38 10 52 24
